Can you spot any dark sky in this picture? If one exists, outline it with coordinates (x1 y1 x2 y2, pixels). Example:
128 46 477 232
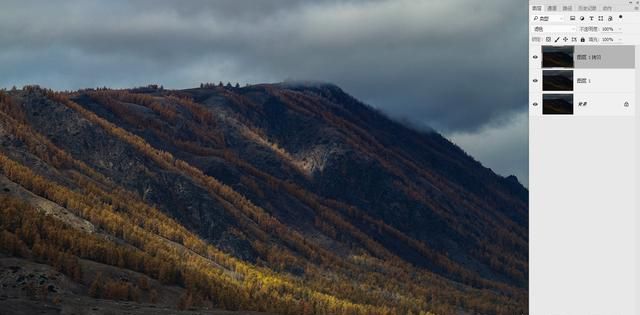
0 0 528 184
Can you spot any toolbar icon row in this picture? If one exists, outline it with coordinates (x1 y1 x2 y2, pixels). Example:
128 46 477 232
569 15 623 22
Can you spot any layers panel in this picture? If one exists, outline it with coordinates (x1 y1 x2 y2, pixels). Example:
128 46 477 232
529 1 640 314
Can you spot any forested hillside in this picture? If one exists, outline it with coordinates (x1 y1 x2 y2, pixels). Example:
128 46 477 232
0 83 527 315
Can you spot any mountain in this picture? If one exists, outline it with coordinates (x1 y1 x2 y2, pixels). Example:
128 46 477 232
0 83 527 315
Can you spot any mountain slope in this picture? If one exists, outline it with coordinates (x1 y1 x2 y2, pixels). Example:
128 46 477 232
0 84 527 315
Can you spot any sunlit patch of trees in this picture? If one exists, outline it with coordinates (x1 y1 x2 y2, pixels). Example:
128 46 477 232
0 116 404 313
0 151 400 314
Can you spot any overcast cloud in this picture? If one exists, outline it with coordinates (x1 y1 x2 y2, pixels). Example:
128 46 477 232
0 0 528 185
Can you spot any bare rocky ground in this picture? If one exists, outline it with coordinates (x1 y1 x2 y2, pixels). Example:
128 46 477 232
0 256 270 315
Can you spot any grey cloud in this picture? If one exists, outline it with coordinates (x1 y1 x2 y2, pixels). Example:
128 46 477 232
0 0 527 132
